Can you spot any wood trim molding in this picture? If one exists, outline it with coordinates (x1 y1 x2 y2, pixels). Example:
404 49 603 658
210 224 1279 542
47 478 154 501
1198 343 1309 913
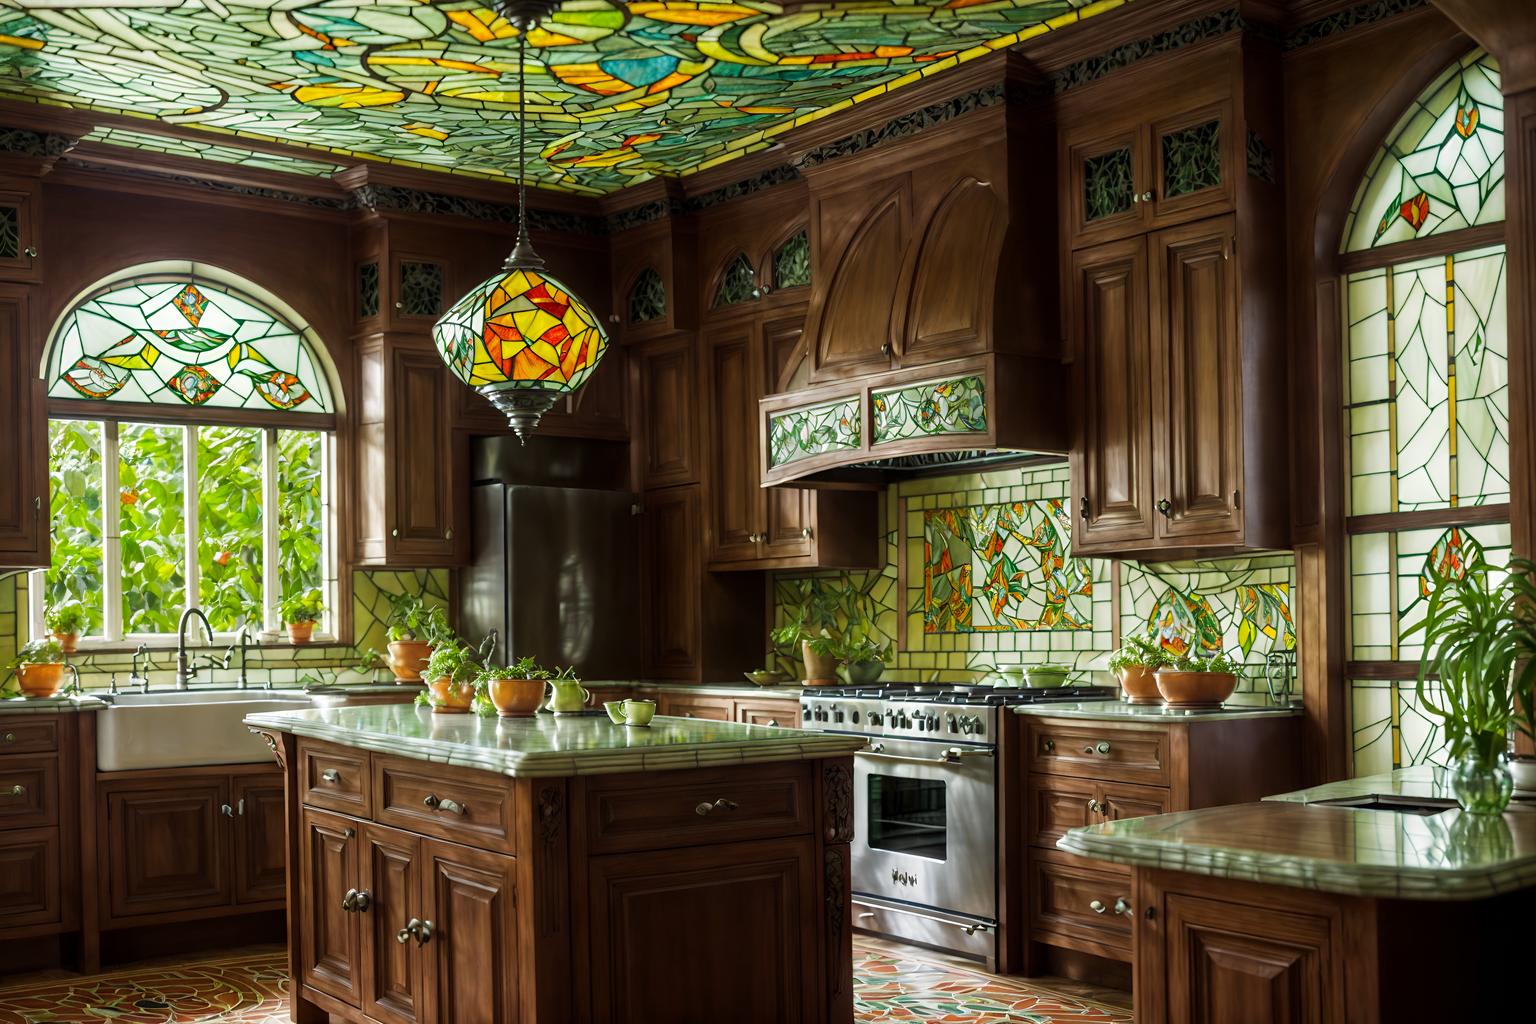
1335 222 1506 273
1345 502 1511 535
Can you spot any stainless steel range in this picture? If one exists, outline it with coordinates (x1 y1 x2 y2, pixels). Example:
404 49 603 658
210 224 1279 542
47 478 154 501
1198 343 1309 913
800 682 1115 967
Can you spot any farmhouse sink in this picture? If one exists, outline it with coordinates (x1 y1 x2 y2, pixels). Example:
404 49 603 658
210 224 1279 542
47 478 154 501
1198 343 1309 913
96 690 313 771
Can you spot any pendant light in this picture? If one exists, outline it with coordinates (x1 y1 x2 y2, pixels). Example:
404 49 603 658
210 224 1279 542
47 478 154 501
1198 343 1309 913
432 0 610 444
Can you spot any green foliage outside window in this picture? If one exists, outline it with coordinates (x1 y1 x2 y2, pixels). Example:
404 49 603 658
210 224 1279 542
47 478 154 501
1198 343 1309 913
277 429 324 614
45 420 104 636
120 423 187 635
198 425 263 632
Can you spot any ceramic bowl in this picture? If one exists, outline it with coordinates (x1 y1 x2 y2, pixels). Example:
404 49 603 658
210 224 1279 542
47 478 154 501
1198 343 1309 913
1154 670 1237 708
744 670 792 687
1116 665 1164 704
486 677 544 718
994 667 1027 688
1024 664 1071 688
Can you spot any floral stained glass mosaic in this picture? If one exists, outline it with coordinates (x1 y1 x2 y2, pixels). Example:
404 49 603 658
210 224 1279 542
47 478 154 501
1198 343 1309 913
626 267 666 324
82 125 344 177
872 375 987 444
0 1 1129 194
46 278 333 413
767 399 862 469
773 230 811 289
1341 50 1504 252
923 500 1093 633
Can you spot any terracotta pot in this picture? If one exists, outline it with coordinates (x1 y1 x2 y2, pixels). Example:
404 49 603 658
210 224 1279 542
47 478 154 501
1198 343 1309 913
52 632 79 655
17 663 66 698
1117 665 1164 704
487 677 545 718
388 640 432 682
427 676 475 714
287 620 316 644
1155 670 1237 708
802 641 840 686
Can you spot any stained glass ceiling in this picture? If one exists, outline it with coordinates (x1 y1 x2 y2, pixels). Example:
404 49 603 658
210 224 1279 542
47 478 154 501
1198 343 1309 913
0 1 1126 195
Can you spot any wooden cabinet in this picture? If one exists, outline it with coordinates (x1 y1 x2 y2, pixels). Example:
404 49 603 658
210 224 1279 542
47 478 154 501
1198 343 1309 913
420 839 519 1024
0 713 75 945
0 284 46 568
586 836 819 1023
360 822 425 1024
300 808 363 1005
808 177 907 380
0 183 41 282
640 485 701 680
659 692 733 721
635 335 699 489
735 698 800 729
98 767 287 926
1028 847 1134 961
356 336 458 567
0 828 60 930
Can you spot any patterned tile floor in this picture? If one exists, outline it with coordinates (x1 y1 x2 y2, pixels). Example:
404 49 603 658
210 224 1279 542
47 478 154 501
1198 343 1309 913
0 942 1134 1023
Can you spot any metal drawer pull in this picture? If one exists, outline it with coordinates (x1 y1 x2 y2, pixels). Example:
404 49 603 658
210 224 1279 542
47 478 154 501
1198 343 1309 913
237 799 245 816
1043 739 1055 752
1083 740 1112 755
9 784 24 798
766 719 778 727
1087 798 1101 814
2 732 14 744
397 918 434 946
422 794 465 815
221 803 235 818
1113 897 1133 916
862 743 996 766
1089 899 1106 914
343 827 356 839
695 798 740 816
342 888 372 913
321 769 341 783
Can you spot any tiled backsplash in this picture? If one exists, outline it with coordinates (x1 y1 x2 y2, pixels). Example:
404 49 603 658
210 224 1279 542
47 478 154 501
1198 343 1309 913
0 568 449 695
773 462 1297 693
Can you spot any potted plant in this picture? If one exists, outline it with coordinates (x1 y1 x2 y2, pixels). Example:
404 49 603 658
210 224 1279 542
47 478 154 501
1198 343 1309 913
771 586 844 685
1405 551 1536 814
1154 651 1239 708
837 637 891 686
386 594 450 683
45 603 87 654
279 589 325 644
1108 636 1171 704
417 638 478 714
5 638 79 698
480 655 550 719
353 647 387 685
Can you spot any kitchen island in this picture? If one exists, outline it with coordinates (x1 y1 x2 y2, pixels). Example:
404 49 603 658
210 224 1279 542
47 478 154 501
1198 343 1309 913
1058 767 1536 1021
245 704 864 1024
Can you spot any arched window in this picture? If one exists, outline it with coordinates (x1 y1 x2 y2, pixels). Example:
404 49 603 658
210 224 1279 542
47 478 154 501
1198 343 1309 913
35 267 339 645
712 252 759 308
1342 51 1508 776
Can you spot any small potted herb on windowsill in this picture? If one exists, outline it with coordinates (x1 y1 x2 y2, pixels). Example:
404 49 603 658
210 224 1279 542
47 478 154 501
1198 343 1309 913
5 638 79 699
279 590 325 644
1154 651 1239 708
387 594 450 683
414 638 478 714
1108 635 1171 704
45 603 87 655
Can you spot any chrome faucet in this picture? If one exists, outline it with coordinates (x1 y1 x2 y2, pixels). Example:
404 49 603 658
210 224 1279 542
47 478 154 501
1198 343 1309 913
231 624 260 690
176 607 215 690
128 643 152 692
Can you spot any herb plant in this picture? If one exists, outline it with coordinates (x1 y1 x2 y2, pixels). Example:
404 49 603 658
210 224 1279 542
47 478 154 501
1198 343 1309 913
1162 651 1239 674
387 594 451 644
1108 636 1171 673
45 603 87 636
279 589 324 624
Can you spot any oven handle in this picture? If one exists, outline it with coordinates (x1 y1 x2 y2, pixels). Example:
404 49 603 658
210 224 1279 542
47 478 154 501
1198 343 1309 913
859 743 996 765
856 906 994 936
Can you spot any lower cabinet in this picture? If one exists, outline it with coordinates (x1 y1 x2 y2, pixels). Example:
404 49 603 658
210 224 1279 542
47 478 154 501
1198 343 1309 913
300 809 518 1024
586 835 819 1023
655 692 801 727
0 827 60 929
658 693 733 721
99 767 285 926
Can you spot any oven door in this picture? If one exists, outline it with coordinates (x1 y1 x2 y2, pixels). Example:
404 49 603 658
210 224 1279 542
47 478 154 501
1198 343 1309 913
852 736 996 921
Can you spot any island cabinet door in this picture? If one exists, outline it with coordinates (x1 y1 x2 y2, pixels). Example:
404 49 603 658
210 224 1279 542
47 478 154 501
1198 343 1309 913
360 823 425 1024
419 838 519 1024
300 808 362 1008
586 836 818 1023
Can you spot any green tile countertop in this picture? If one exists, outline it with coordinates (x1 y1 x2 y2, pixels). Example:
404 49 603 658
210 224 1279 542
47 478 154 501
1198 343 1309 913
245 703 862 779
1058 767 1536 900
0 694 107 713
1013 698 1303 723
587 681 805 701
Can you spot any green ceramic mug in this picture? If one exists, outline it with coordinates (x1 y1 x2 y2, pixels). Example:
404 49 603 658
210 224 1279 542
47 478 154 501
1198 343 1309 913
607 698 656 727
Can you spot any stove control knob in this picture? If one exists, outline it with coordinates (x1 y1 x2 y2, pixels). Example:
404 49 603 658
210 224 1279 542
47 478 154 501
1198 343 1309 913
914 717 924 732
897 712 909 729
851 710 861 724
869 712 883 727
833 707 845 723
802 706 811 721
945 713 958 733
927 714 940 731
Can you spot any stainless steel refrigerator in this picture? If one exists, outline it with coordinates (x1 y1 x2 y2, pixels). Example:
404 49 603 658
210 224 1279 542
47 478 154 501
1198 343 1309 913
460 436 641 679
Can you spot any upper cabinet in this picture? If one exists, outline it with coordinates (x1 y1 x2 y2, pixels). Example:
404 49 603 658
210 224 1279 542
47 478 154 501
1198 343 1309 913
0 284 47 568
608 211 698 343
1066 36 1288 557
0 180 41 284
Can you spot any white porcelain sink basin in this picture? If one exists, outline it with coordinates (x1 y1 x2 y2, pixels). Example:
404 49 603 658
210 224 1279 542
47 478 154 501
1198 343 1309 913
96 690 313 771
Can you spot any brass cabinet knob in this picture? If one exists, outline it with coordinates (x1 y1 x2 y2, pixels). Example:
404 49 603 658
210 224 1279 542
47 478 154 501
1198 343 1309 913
1087 798 1101 815
342 888 372 913
766 719 778 727
397 918 434 946
321 769 341 784
342 827 356 839
1113 897 1133 916
24 245 37 258
1156 498 1172 518
220 803 235 818
423 794 465 815
1096 741 1112 754
2 732 14 744
880 342 891 356
391 528 400 538
695 797 740 816
9 784 24 798
445 529 453 541
1043 738 1055 752
801 527 813 540
1089 899 1106 914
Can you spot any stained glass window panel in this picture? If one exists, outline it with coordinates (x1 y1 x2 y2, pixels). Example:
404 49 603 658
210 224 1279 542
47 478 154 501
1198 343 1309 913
627 267 666 324
773 231 811 289
44 420 105 637
1160 120 1221 197
278 429 325 612
1341 50 1504 253
47 278 332 414
119 423 186 635
197 425 263 633
713 253 759 308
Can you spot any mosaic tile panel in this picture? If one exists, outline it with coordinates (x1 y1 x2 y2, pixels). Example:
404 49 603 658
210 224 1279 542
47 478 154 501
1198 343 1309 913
768 399 862 469
83 125 344 178
1341 50 1504 253
872 375 987 444
773 230 811 290
0 1 1130 194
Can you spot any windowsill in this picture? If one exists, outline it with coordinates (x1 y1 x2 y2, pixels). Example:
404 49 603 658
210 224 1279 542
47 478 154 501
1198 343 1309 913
60 636 352 656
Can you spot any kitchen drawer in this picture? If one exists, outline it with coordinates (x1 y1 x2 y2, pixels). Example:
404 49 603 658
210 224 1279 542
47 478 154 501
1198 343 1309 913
1099 778 1172 822
735 699 800 729
0 717 58 755
1027 773 1097 849
0 755 58 830
663 696 734 721
583 761 814 855
301 741 371 817
374 757 515 854
1027 720 1169 785
0 827 60 932
1028 848 1133 961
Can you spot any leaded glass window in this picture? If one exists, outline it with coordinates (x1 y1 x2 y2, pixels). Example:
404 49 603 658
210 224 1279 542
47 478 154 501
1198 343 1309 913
1343 51 1508 778
1160 120 1221 197
627 266 666 324
1340 50 1504 253
45 277 333 413
713 253 759 307
1083 147 1134 222
773 230 811 289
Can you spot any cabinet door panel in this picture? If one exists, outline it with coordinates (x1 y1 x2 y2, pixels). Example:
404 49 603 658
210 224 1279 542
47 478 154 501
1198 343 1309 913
663 695 733 721
1154 218 1242 540
1164 893 1333 1024
0 828 60 930
587 836 816 1023
759 315 815 561
1149 104 1235 228
389 347 454 560
1069 237 1156 550
1099 779 1172 823
1026 773 1097 849
360 824 423 1024
300 808 362 1006
705 322 761 564
811 180 906 380
903 175 1006 360
421 840 518 1024
0 286 45 564
232 775 286 905
641 487 700 679
638 339 698 488
1064 126 1148 249
105 779 230 920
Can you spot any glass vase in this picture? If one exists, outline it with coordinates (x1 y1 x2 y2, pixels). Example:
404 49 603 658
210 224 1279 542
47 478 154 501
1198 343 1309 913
1450 749 1513 815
